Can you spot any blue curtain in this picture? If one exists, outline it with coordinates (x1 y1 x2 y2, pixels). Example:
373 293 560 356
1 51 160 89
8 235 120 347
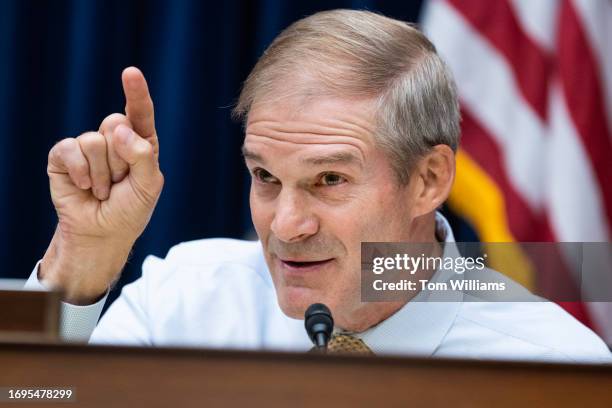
0 0 476 308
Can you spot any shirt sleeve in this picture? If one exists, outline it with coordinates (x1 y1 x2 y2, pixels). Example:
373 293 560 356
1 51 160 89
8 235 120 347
24 260 108 342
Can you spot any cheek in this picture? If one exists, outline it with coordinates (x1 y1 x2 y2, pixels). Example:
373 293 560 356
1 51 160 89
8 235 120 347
249 188 273 237
353 190 412 241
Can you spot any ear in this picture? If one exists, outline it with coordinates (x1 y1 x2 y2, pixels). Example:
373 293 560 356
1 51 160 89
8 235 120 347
409 145 455 218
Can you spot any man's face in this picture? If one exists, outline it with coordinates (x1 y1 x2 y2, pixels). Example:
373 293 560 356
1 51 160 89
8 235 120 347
243 96 419 330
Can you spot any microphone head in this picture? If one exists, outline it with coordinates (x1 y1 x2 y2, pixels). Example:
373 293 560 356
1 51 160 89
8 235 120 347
304 303 334 345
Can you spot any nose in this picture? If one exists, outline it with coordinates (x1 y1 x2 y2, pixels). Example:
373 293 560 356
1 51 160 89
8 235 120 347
270 189 319 243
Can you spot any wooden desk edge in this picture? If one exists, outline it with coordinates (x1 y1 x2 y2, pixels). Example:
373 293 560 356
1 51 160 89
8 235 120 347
0 340 610 374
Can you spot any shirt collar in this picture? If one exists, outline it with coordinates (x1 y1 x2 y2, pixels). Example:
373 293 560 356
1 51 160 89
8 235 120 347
356 211 463 356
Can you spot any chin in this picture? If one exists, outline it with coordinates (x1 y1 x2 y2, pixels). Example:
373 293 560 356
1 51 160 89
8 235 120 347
276 285 325 320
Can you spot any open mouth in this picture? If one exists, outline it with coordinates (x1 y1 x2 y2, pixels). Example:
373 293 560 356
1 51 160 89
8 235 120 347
281 259 334 269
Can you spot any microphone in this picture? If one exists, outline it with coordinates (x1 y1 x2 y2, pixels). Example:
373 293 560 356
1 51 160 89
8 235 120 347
304 303 334 352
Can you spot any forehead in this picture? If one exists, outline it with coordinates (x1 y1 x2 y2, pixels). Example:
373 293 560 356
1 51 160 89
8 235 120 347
243 95 378 161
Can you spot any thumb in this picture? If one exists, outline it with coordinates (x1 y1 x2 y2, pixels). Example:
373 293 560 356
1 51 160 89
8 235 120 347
112 124 162 193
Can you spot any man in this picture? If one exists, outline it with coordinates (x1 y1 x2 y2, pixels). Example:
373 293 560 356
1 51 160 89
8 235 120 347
26 10 611 361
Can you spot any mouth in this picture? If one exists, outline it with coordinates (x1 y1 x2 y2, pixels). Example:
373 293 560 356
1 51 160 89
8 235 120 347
279 258 335 271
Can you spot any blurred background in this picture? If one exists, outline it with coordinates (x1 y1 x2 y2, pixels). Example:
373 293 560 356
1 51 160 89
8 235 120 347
0 0 610 345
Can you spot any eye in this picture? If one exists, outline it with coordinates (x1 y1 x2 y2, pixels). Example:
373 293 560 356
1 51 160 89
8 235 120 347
318 173 347 186
252 168 279 184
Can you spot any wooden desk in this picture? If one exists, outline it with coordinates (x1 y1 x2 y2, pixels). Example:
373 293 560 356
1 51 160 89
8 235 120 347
0 342 610 407
0 290 59 341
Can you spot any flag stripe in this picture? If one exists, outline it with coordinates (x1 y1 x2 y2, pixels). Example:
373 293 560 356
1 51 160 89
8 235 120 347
447 0 551 120
424 0 544 209
572 0 612 138
557 0 612 232
546 83 610 241
459 108 554 241
509 0 559 52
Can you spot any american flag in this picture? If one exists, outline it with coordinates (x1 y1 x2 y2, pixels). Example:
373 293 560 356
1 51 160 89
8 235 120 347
422 0 612 345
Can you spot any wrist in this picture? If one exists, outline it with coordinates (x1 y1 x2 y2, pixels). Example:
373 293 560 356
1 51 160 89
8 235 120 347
40 227 133 305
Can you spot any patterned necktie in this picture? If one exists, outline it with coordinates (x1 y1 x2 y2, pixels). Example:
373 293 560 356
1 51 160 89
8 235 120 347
326 333 374 355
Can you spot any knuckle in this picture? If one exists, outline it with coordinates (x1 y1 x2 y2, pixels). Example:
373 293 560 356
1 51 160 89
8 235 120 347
134 140 154 158
78 131 103 143
60 137 78 150
49 138 76 162
78 132 106 153
100 113 131 131
104 112 127 122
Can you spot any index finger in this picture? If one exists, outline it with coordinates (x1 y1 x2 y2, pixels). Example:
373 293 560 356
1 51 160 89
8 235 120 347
122 67 156 141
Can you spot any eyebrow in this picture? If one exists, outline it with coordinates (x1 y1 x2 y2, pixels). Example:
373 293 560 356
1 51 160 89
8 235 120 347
242 146 363 168
301 151 362 167
242 146 265 163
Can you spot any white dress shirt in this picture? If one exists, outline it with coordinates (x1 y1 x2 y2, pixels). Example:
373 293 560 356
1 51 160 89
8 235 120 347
25 213 612 363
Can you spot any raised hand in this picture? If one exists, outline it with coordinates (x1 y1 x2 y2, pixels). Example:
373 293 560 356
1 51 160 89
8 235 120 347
40 67 164 304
